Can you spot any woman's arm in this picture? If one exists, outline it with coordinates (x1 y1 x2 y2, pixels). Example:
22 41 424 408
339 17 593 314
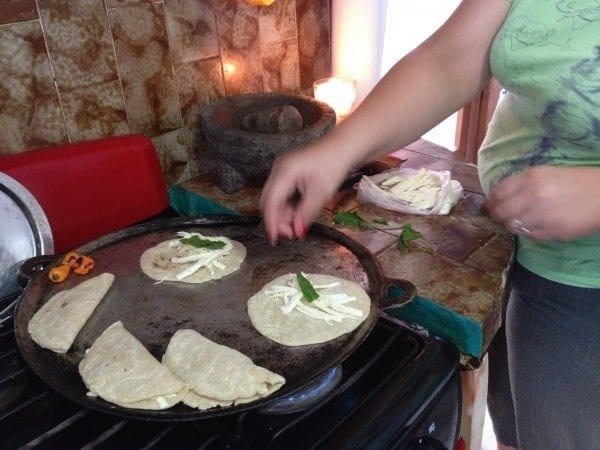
329 0 510 167
260 0 511 243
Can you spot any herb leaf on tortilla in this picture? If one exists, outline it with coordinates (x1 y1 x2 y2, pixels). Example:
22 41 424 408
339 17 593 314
296 272 319 302
396 224 423 252
180 235 226 250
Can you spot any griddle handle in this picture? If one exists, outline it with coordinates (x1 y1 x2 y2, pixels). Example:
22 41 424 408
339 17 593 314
380 278 416 314
17 255 56 288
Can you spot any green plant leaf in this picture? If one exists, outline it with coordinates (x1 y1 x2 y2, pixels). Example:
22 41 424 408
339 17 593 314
296 272 319 302
396 224 423 252
180 236 226 250
332 211 373 229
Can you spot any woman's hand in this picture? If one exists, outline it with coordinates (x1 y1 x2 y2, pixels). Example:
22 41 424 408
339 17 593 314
259 146 350 244
486 166 600 241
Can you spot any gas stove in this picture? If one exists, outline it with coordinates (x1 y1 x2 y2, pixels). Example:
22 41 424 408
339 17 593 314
0 135 461 449
0 289 460 450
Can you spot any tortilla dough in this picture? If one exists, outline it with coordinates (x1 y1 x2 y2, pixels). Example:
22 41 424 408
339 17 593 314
162 329 285 410
79 321 188 410
28 272 115 353
247 273 371 346
139 235 246 284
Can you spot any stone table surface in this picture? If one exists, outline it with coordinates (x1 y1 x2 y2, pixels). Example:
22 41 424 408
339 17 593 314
178 140 514 368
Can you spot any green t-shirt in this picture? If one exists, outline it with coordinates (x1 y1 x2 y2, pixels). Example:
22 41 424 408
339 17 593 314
478 0 600 287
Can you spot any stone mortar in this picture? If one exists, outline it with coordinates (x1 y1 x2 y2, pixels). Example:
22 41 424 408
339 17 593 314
200 92 336 193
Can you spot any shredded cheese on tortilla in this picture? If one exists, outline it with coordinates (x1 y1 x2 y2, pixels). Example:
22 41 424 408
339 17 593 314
167 231 233 280
264 274 364 324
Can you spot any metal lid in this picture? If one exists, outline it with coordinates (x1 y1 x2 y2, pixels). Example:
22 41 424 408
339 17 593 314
0 172 53 297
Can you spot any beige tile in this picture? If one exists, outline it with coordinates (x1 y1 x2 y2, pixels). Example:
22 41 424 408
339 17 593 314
0 0 38 25
465 234 514 276
214 0 263 94
0 21 66 153
377 246 501 322
396 214 495 263
108 2 182 136
175 57 225 129
296 0 330 89
258 0 296 43
262 39 300 92
175 57 225 173
151 128 192 185
38 0 118 91
60 81 129 141
105 0 153 8
164 0 218 65
388 148 440 169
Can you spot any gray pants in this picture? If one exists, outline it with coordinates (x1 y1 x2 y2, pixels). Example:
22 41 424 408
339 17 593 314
488 263 600 449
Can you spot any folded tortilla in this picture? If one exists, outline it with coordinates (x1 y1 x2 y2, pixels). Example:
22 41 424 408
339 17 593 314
162 329 285 410
140 234 246 284
28 272 115 353
247 273 371 346
79 321 188 410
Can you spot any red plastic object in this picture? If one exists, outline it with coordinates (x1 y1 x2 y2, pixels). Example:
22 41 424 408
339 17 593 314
455 436 466 450
0 135 169 254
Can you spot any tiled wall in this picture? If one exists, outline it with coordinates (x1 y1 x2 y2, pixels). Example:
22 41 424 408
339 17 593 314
0 0 331 184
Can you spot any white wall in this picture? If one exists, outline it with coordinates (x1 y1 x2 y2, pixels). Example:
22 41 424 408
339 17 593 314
331 0 461 150
381 0 461 149
331 0 387 105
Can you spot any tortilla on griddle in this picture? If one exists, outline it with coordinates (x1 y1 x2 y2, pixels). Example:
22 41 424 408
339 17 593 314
247 273 371 346
79 321 187 410
28 272 115 353
139 232 246 284
162 329 285 410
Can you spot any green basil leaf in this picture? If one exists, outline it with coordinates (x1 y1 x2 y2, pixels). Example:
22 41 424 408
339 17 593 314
332 211 372 229
396 224 423 252
296 272 319 302
180 236 226 250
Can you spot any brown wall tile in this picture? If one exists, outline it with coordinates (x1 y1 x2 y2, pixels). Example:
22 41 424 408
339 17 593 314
108 2 181 136
262 39 300 93
214 0 263 94
164 0 218 65
151 128 192 184
0 0 38 25
38 0 118 91
258 0 296 43
60 81 129 141
175 57 225 174
105 0 153 8
0 21 66 153
296 0 330 89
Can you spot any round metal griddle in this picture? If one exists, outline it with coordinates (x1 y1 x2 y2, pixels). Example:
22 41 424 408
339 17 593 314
14 215 415 421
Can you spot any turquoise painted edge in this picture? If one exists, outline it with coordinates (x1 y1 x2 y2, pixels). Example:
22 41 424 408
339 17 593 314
387 287 483 357
168 185 238 217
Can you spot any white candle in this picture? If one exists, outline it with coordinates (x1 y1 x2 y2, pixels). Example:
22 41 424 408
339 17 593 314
313 77 357 120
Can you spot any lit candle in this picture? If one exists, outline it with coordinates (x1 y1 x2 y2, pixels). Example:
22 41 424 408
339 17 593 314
313 77 357 121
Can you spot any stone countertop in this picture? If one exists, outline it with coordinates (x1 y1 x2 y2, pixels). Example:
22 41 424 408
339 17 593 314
178 140 514 369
